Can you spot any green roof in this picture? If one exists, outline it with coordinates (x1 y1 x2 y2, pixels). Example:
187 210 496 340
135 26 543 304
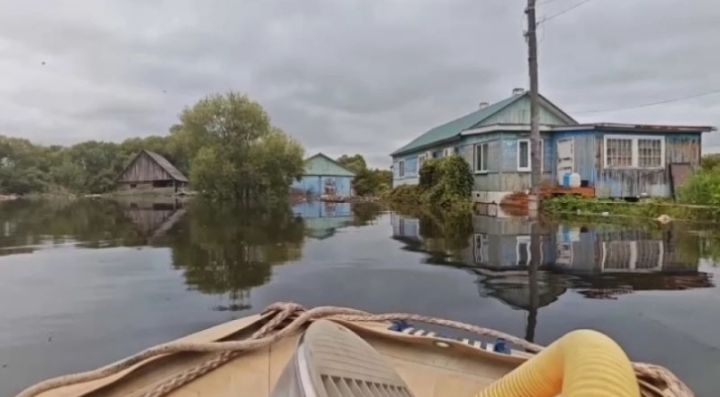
304 153 356 177
391 94 525 156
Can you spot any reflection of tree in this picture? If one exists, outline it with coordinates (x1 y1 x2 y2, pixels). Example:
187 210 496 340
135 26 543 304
391 207 473 261
0 199 147 254
169 201 305 311
351 203 383 226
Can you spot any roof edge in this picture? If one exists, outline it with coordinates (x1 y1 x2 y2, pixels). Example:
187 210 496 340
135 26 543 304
306 152 358 176
390 136 462 158
552 123 716 133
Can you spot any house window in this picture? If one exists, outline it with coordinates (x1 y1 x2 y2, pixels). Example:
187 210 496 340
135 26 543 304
604 135 665 169
517 139 544 172
638 138 663 168
418 152 431 167
474 143 489 173
606 137 633 167
398 161 405 178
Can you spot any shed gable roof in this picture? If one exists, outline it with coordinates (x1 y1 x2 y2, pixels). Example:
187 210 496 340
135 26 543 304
391 92 577 157
143 151 188 182
116 150 188 183
303 153 356 177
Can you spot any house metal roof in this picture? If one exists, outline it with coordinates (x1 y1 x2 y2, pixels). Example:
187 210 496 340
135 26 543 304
391 92 577 157
391 94 524 157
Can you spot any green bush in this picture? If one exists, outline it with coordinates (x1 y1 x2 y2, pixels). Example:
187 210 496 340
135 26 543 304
440 155 474 199
387 155 473 210
677 170 720 207
419 159 441 190
388 184 422 204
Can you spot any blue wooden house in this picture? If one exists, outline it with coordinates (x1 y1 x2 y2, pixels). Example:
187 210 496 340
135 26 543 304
391 89 715 202
291 153 356 197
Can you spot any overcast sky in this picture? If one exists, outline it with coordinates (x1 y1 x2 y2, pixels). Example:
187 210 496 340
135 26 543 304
1 0 719 167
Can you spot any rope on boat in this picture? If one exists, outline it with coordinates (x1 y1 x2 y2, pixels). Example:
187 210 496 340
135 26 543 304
16 302 693 397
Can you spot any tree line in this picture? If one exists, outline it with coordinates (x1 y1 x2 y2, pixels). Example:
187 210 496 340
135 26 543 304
0 91 392 200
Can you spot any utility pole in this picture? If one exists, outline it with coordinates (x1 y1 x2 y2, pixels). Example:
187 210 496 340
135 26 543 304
526 0 543 318
526 0 541 217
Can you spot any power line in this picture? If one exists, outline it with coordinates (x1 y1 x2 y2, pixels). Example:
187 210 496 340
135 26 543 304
574 89 720 114
537 0 572 5
540 0 594 23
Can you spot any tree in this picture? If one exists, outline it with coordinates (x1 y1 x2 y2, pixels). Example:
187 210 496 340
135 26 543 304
337 154 368 174
335 154 393 196
178 92 305 201
701 153 720 171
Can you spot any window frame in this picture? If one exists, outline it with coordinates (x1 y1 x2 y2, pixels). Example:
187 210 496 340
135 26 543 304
516 236 532 267
398 160 405 178
517 139 544 172
603 135 665 169
473 233 489 264
474 142 489 174
516 235 542 267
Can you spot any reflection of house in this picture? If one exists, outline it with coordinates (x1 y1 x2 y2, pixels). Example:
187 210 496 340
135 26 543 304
115 150 188 194
553 226 695 273
291 153 356 198
470 267 568 311
463 217 553 269
121 199 187 240
391 213 714 299
390 213 421 242
293 201 353 240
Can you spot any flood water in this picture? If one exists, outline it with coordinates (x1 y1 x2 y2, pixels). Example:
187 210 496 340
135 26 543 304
1 198 719 396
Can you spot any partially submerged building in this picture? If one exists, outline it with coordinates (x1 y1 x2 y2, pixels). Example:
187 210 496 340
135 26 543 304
115 150 188 194
291 153 356 198
391 88 715 202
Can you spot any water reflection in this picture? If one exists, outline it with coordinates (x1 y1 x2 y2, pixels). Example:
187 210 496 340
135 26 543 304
169 202 305 311
392 213 716 340
0 199 384 311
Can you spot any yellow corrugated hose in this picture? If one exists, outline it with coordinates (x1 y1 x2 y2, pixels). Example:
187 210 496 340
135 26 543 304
476 329 640 397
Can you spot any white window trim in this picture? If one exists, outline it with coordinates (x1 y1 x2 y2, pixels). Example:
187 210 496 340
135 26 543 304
600 241 663 272
474 233 489 264
474 142 489 174
518 139 544 172
603 135 665 169
516 235 542 266
398 160 405 178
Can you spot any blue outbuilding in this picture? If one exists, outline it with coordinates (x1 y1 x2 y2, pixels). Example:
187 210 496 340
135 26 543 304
291 153 356 198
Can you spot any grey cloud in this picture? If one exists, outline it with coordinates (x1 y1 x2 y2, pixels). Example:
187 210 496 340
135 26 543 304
1 0 719 166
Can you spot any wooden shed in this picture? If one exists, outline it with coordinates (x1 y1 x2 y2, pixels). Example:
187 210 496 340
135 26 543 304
115 150 188 193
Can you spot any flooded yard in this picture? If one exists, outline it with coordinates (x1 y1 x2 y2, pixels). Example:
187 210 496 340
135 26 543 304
1 199 719 396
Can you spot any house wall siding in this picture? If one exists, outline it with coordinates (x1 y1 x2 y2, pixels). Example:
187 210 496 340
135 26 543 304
551 130 702 198
392 124 704 198
458 132 553 194
291 175 353 197
477 96 570 127
550 131 598 184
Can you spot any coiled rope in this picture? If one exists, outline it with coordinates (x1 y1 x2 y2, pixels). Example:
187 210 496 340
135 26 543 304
16 302 693 397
